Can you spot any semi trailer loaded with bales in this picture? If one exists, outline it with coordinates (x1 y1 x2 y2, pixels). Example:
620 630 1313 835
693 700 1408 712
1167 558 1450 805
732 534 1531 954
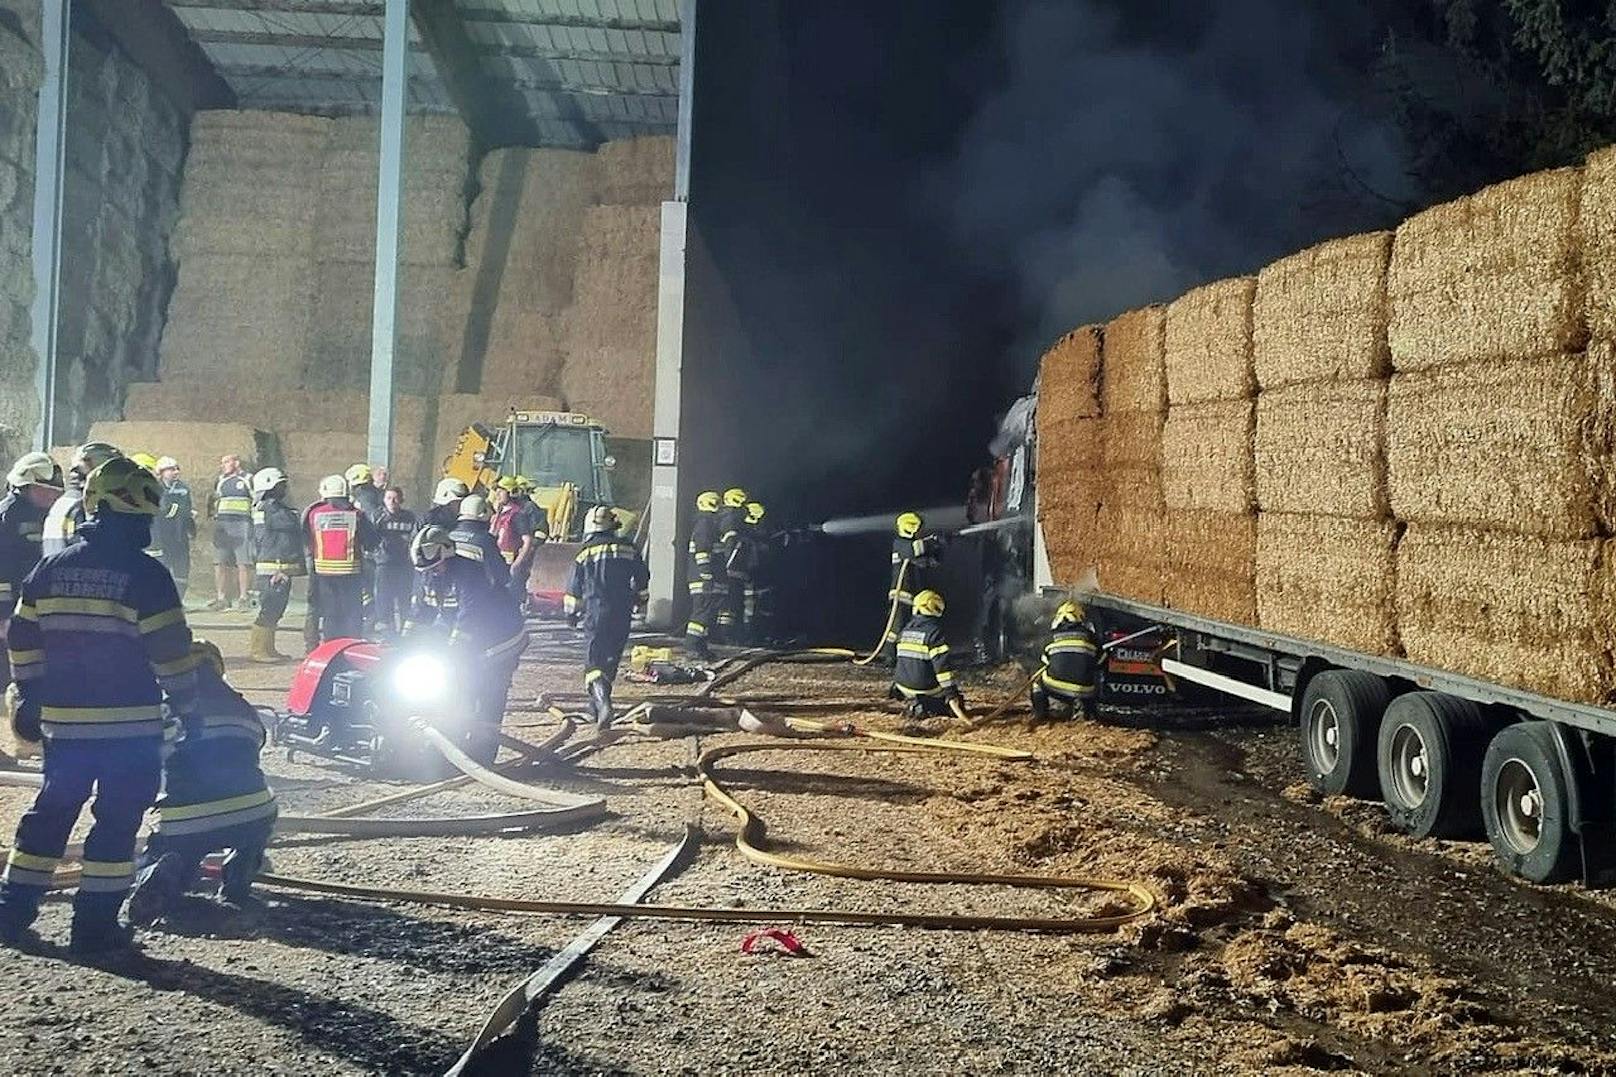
1025 151 1616 887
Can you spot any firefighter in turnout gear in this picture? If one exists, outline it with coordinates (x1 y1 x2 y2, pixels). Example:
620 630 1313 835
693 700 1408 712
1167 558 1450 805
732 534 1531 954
128 641 276 924
565 506 649 731
42 441 121 558
1031 601 1100 721
206 455 256 612
0 456 199 953
151 457 195 600
452 495 510 590
250 468 304 664
346 465 382 627
741 501 772 644
409 527 528 763
426 478 468 530
715 488 754 644
372 486 417 637
302 475 377 647
0 454 64 690
684 490 723 659
881 512 944 663
890 589 964 720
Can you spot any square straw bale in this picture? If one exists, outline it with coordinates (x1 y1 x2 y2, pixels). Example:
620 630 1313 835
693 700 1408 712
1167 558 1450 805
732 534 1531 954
1255 379 1388 519
1161 400 1254 513
1038 480 1102 586
185 111 332 176
1100 306 1166 414
1164 510 1257 624
1396 524 1611 703
157 254 315 394
1583 146 1616 340
464 148 597 313
1386 349 1616 540
1256 513 1399 655
1038 324 1103 421
1037 415 1102 481
1099 413 1164 511
1388 167 1585 372
595 135 676 206
1097 502 1167 604
1253 231 1391 389
1164 276 1256 404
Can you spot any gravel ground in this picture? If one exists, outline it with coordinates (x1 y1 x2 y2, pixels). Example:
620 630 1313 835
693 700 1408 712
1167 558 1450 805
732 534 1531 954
1 614 1614 1074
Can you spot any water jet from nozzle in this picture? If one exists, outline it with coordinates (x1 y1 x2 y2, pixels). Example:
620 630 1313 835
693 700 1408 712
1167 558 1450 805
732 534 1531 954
814 504 969 537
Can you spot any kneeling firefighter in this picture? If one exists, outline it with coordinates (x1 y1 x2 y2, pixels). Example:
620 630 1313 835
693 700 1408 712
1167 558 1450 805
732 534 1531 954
409 527 529 763
1031 601 1100 720
128 640 276 923
250 468 304 664
1 457 199 953
881 511 943 663
890 589 966 720
565 506 649 730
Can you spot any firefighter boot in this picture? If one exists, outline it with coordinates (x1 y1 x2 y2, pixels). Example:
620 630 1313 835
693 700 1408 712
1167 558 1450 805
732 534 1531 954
248 625 281 664
69 893 135 955
127 852 190 927
589 679 614 732
1029 685 1050 723
219 845 267 905
0 887 42 947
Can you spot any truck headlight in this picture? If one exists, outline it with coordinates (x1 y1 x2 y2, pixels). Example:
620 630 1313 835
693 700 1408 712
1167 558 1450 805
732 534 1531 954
393 654 449 705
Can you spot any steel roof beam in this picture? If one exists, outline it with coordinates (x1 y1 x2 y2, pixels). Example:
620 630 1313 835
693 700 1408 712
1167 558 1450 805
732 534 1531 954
165 1 679 34
409 0 539 146
163 0 385 13
481 43 678 66
188 27 679 69
212 61 676 105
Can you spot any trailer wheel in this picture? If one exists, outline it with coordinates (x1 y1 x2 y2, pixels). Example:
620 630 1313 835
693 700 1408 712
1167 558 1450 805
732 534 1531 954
1376 692 1490 838
1298 670 1391 797
1481 722 1579 884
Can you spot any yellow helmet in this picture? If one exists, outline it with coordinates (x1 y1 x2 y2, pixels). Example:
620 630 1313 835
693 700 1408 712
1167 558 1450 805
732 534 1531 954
745 501 765 525
130 452 159 472
497 475 520 493
696 491 720 512
515 475 534 493
1052 600 1085 629
912 589 945 617
723 487 748 509
345 463 372 485
84 457 163 516
896 511 923 539
190 639 225 677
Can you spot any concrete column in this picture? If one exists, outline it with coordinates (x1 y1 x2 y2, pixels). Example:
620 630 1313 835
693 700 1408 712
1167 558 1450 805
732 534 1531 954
367 0 410 470
30 0 70 452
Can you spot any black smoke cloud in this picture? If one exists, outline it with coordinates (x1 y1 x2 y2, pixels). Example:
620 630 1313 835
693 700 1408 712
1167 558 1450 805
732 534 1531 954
937 0 1416 375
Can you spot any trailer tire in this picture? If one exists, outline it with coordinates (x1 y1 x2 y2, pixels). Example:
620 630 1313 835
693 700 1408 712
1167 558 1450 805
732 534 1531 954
1298 670 1390 798
1376 692 1490 838
1481 722 1579 884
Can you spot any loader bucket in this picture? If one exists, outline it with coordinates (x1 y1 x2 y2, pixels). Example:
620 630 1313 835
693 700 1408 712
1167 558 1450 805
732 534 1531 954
527 541 584 616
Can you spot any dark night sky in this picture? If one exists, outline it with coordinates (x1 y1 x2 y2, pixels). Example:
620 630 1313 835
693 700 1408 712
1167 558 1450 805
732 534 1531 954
683 1 1413 526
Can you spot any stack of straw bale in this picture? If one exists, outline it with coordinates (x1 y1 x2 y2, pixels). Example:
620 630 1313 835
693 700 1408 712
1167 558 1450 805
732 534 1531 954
559 205 661 439
1586 147 1616 341
0 12 39 465
1161 279 1257 621
1035 325 1104 581
1251 231 1399 651
1095 307 1167 603
595 136 675 206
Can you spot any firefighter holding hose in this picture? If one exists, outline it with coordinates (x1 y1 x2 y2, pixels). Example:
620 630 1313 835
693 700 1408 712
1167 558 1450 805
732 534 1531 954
1031 600 1100 721
880 511 944 663
890 589 966 721
684 490 723 659
565 506 649 731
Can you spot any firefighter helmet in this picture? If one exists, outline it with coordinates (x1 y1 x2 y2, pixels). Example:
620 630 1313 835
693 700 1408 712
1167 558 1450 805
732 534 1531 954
696 491 720 512
587 505 620 533
6 452 63 490
723 487 748 508
433 477 469 506
71 441 122 478
130 452 160 472
345 464 372 486
496 475 520 493
318 475 349 499
155 456 179 473
190 639 225 677
745 501 766 526
83 457 162 517
459 494 491 521
411 525 455 570
252 468 287 496
896 512 924 539
912 589 945 617
1052 600 1085 629
515 475 534 493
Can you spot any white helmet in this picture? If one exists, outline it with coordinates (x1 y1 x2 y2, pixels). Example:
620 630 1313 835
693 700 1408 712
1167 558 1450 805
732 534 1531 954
155 456 179 473
6 452 63 490
433 477 470 506
318 474 349 499
410 525 455 570
586 505 620 533
459 494 491 521
252 467 286 495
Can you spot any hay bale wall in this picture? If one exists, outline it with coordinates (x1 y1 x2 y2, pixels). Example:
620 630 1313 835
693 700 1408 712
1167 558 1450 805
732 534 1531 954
1583 145 1616 341
1253 232 1391 388
1388 168 1585 371
0 4 42 464
1097 502 1166 604
1100 306 1167 414
560 205 661 438
1397 524 1611 703
1164 510 1257 624
1386 350 1616 540
1256 513 1399 655
596 135 675 206
1038 325 1102 421
1255 380 1388 519
1161 400 1254 513
1036 416 1102 584
1164 277 1255 404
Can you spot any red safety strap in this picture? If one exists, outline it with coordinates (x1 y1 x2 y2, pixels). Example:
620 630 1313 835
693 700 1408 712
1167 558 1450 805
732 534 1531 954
740 928 810 957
